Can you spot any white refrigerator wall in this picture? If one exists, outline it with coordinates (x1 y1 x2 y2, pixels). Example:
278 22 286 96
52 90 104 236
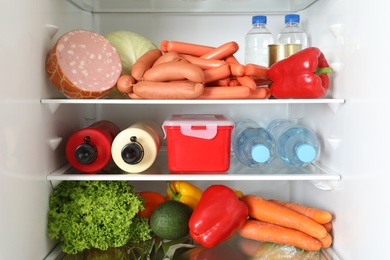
0 0 90 259
2 0 390 259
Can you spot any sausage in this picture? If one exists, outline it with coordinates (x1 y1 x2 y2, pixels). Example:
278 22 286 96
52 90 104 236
153 51 183 67
133 81 204 99
45 30 122 99
247 87 271 99
161 40 215 56
181 55 226 70
229 79 240 86
244 63 269 78
206 77 231 86
252 76 272 86
116 74 136 94
200 41 239 60
197 86 252 99
229 63 245 77
127 92 143 99
131 49 162 81
237 76 257 92
203 64 231 83
143 60 204 83
224 55 240 64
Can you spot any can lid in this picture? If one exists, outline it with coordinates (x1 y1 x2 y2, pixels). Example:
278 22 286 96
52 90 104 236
285 14 300 23
252 15 267 25
296 144 316 163
251 144 271 163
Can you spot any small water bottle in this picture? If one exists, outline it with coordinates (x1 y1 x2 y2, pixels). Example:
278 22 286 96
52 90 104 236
245 15 274 66
232 119 276 167
277 14 308 49
267 119 318 167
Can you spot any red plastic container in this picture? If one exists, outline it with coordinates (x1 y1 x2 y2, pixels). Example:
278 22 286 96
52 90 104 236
163 114 234 172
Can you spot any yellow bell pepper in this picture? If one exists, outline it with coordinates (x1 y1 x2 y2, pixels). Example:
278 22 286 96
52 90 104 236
166 181 203 209
231 188 243 198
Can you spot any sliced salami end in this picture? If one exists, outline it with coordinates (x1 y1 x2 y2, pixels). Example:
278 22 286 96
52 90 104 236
46 30 122 99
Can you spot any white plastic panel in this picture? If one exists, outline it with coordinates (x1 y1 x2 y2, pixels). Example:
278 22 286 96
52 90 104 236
67 0 320 13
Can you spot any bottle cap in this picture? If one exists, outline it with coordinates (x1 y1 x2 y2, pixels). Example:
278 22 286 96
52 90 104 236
296 144 316 163
285 14 300 23
252 15 267 25
74 143 97 164
121 136 144 164
251 144 271 163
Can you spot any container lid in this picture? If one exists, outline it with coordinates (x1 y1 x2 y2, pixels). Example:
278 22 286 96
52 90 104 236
251 144 270 163
296 144 316 163
162 114 234 140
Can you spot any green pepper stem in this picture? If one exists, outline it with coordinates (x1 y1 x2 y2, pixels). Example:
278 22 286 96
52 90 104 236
167 181 181 201
316 67 333 75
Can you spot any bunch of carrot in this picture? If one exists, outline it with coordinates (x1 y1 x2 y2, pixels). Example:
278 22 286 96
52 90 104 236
238 195 333 252
116 40 272 99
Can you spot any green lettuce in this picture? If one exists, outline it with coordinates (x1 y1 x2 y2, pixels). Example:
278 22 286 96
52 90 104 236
48 181 152 254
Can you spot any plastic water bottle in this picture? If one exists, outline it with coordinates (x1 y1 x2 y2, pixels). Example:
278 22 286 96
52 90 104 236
232 119 276 167
245 15 274 66
277 14 308 49
267 119 318 167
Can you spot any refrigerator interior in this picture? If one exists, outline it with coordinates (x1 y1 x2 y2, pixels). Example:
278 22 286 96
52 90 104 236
2 0 390 259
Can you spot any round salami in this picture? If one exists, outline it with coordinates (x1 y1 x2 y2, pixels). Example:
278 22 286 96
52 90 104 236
46 30 122 99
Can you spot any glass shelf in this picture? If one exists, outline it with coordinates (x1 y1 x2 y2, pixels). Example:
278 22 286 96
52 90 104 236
41 98 345 105
47 150 341 190
67 0 321 14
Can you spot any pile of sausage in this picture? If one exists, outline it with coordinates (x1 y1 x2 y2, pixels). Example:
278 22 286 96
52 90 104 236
117 40 272 99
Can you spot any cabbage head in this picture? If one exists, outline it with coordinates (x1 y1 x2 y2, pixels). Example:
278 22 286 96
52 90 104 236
105 30 157 76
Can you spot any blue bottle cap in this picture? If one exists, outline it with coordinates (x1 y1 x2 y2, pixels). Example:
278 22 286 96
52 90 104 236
285 14 300 23
296 144 316 163
251 144 271 163
252 15 267 25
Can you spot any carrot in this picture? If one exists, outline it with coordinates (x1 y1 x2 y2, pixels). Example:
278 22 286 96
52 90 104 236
322 222 333 233
133 81 204 99
269 199 333 224
131 49 162 81
200 41 239 60
143 60 204 83
238 219 322 251
116 74 135 94
317 232 332 248
246 87 271 99
229 63 245 77
241 195 327 239
244 63 269 78
236 76 257 91
203 64 231 83
197 86 251 99
152 51 183 67
181 55 226 70
161 40 214 56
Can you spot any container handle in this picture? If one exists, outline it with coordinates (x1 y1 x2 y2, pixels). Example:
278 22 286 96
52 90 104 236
180 124 218 139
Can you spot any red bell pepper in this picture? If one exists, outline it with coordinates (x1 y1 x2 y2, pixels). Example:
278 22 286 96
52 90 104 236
188 185 248 248
268 47 332 99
